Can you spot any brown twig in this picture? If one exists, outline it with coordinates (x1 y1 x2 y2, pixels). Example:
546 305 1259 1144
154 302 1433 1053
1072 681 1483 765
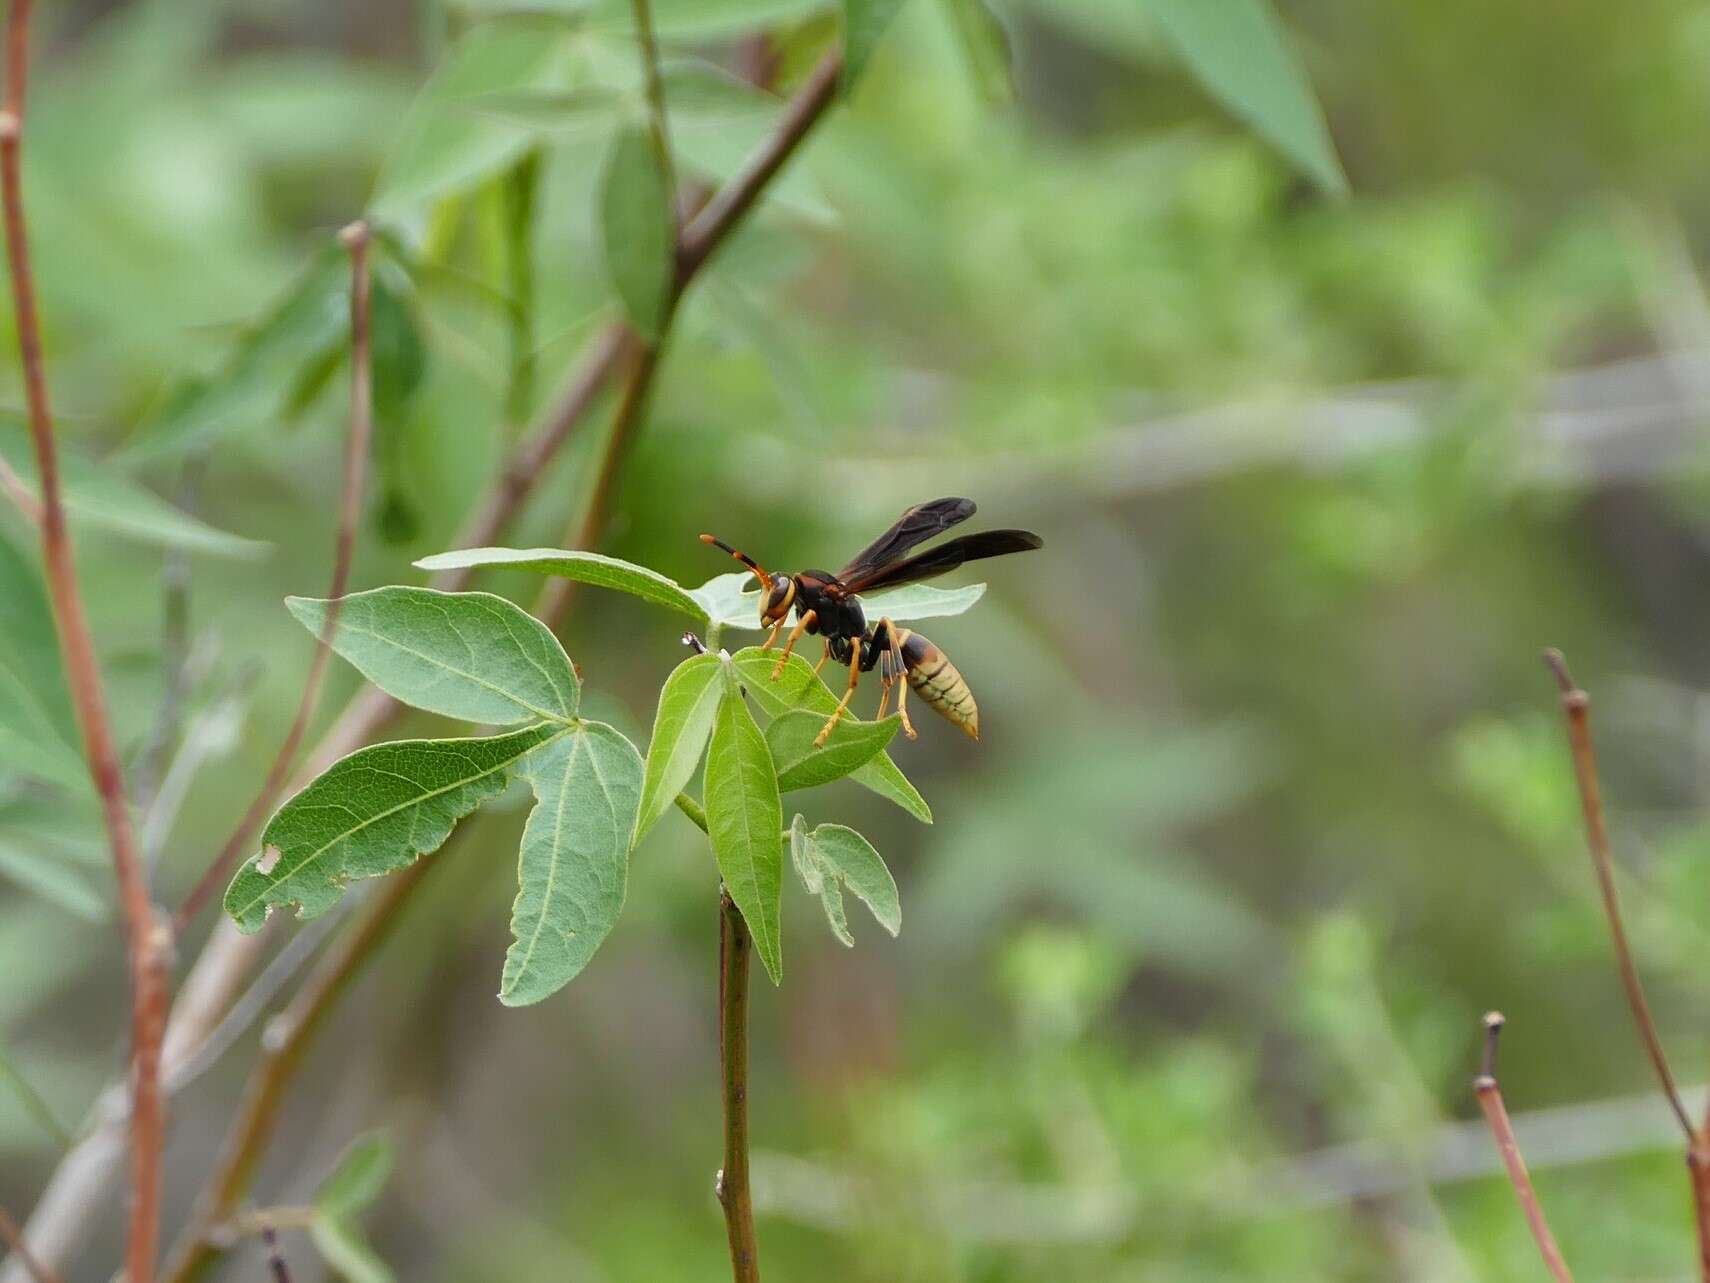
0 1208 60 1283
0 4 168 1281
1542 649 1693 1138
717 890 760 1283
173 222 377 930
160 857 438 1283
1472 1013 1575 1283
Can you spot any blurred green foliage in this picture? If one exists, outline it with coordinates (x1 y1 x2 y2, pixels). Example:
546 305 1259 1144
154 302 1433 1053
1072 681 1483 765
4 0 1710 1279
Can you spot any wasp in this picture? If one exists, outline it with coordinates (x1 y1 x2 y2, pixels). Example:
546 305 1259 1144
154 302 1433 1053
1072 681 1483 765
700 498 1042 746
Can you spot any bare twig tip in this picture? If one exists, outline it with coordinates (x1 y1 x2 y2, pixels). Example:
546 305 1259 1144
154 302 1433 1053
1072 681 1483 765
337 220 370 250
1541 647 1580 697
1479 1010 1505 1080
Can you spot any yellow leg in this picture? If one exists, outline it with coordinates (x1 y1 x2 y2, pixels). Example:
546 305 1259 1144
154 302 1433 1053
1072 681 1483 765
811 647 830 678
881 619 916 740
814 646 862 747
760 618 783 651
770 609 818 679
876 680 892 720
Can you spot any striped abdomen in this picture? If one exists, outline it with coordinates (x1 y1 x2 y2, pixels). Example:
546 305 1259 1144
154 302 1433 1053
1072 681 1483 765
899 631 979 740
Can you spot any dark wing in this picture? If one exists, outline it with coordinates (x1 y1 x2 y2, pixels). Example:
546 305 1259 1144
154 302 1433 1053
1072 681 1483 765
842 529 1043 594
836 498 977 582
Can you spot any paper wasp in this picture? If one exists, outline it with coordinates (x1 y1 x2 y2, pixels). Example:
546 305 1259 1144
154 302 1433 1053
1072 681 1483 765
700 498 1042 746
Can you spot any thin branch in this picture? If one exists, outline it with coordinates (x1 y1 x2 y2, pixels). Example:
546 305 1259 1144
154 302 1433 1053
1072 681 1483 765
0 1208 60 1283
630 0 676 211
173 221 376 930
1472 1013 1576 1283
1542 648 1694 1139
0 5 167 1280
160 856 439 1283
717 890 760 1283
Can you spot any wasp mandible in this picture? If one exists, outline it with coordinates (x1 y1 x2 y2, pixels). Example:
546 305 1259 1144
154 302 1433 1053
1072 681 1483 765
701 498 1042 746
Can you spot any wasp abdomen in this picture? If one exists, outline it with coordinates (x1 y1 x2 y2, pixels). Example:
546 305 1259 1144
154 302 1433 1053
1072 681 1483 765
899 632 979 740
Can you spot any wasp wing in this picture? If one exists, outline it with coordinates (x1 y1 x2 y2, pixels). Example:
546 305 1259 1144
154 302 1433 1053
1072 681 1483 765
836 497 977 583
842 529 1042 594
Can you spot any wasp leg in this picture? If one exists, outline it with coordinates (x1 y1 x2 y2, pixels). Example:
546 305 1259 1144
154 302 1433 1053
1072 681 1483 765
876 679 893 720
760 618 784 651
813 645 863 747
769 609 819 679
880 618 917 740
811 645 830 678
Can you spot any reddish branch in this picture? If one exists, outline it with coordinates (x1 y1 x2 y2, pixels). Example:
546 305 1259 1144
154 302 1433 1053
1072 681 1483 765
0 1208 60 1283
1472 1014 1575 1283
1544 649 1710 1280
174 222 377 929
0 3 168 1280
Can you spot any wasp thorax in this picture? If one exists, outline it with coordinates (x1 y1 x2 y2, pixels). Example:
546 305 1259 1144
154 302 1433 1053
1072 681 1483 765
760 573 796 623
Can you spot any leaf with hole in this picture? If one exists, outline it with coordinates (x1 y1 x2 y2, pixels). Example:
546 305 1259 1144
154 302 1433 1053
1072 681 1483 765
766 709 901 792
792 820 900 946
315 1132 394 1219
415 547 708 620
287 588 579 726
600 123 675 340
634 653 723 846
1148 0 1347 197
501 722 643 1005
705 673 784 983
0 534 86 793
730 648 930 823
224 724 564 932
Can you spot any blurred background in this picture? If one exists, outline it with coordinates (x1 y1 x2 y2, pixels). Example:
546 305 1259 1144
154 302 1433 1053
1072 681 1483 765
6 0 1710 1278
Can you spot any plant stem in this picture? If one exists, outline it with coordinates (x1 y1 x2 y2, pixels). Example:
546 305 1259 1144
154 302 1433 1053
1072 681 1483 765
1471 1013 1575 1283
0 1207 60 1283
160 855 438 1283
0 4 167 1280
717 889 760 1283
629 0 676 212
174 221 376 930
1544 648 1710 1281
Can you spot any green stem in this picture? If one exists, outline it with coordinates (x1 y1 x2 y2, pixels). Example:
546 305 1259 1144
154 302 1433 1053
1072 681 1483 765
629 0 676 211
674 792 709 833
716 889 759 1283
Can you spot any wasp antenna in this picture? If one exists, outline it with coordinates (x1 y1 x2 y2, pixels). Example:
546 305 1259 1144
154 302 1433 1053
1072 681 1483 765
700 533 769 580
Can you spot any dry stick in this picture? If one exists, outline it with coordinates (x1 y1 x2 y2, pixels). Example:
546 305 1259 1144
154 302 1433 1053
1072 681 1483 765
717 891 760 1283
1544 648 1710 1281
0 1208 60 1283
173 221 377 931
155 57 848 1282
1472 1013 1576 1283
159 856 438 1283
0 4 168 1281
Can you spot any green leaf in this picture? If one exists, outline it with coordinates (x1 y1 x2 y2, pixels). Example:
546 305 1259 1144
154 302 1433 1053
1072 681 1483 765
692 571 987 630
370 275 428 426
843 0 910 92
730 648 931 824
0 430 265 558
311 1215 395 1283
224 724 563 932
600 123 675 341
1147 0 1347 197
634 653 723 846
501 722 643 1005
0 534 86 792
941 0 1013 105
315 1131 394 1219
705 674 784 984
415 547 708 621
0 840 105 921
286 588 579 726
129 246 348 457
805 823 901 940
373 21 574 218
767 709 900 792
